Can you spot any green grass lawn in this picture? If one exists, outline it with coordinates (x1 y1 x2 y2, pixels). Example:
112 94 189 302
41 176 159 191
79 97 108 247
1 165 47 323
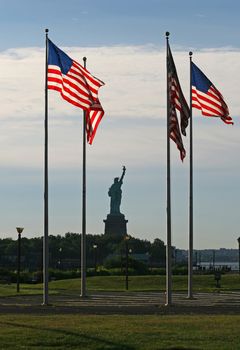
0 274 239 297
0 314 239 349
0 276 239 349
49 274 240 293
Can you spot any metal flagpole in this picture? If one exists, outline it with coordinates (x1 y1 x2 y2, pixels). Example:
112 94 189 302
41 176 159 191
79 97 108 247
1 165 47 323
188 51 194 299
43 28 49 305
165 31 172 306
81 57 87 298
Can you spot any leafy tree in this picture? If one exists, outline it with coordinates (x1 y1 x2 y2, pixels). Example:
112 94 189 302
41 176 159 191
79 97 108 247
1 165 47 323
149 238 166 266
0 233 166 270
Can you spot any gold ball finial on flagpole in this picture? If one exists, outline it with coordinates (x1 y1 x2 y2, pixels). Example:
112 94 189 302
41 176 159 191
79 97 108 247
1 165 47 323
45 28 49 34
189 51 193 57
165 31 170 38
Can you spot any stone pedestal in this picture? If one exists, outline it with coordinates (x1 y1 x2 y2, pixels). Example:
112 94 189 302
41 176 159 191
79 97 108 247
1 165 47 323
104 214 128 237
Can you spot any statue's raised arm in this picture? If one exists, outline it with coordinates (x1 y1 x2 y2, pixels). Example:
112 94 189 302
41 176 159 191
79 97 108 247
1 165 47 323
119 166 126 183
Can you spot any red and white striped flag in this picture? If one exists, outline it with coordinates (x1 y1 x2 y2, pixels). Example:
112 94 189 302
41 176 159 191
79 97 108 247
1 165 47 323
47 39 105 144
191 62 233 125
167 45 190 161
169 106 186 161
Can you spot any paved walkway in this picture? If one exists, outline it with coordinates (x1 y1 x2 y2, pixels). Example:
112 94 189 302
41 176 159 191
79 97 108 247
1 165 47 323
0 291 240 314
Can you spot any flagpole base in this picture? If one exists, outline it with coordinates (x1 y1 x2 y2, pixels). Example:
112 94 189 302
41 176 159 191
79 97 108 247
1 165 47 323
80 294 88 299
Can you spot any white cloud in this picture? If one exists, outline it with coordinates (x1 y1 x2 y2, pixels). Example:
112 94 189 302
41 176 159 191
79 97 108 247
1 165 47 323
1 44 240 247
1 44 239 120
0 45 239 172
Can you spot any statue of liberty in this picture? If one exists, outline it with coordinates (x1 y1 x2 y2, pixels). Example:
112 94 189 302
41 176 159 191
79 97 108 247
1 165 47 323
108 166 126 215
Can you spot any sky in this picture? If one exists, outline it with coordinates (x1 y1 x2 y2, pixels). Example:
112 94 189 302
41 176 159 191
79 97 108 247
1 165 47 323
0 0 240 249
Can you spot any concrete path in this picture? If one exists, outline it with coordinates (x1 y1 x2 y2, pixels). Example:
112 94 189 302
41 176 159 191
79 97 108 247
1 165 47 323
0 291 239 315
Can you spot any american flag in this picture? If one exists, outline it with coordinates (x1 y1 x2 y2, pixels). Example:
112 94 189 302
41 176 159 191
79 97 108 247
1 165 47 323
191 62 233 125
169 106 186 161
47 39 105 144
167 45 190 160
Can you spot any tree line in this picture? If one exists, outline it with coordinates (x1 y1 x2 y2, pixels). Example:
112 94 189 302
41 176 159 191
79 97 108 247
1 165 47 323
0 233 166 272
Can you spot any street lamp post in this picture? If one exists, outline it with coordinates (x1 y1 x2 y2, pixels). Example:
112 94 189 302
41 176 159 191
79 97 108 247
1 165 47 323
16 227 24 293
238 237 240 275
124 235 130 290
58 247 62 269
93 244 97 272
212 249 215 270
